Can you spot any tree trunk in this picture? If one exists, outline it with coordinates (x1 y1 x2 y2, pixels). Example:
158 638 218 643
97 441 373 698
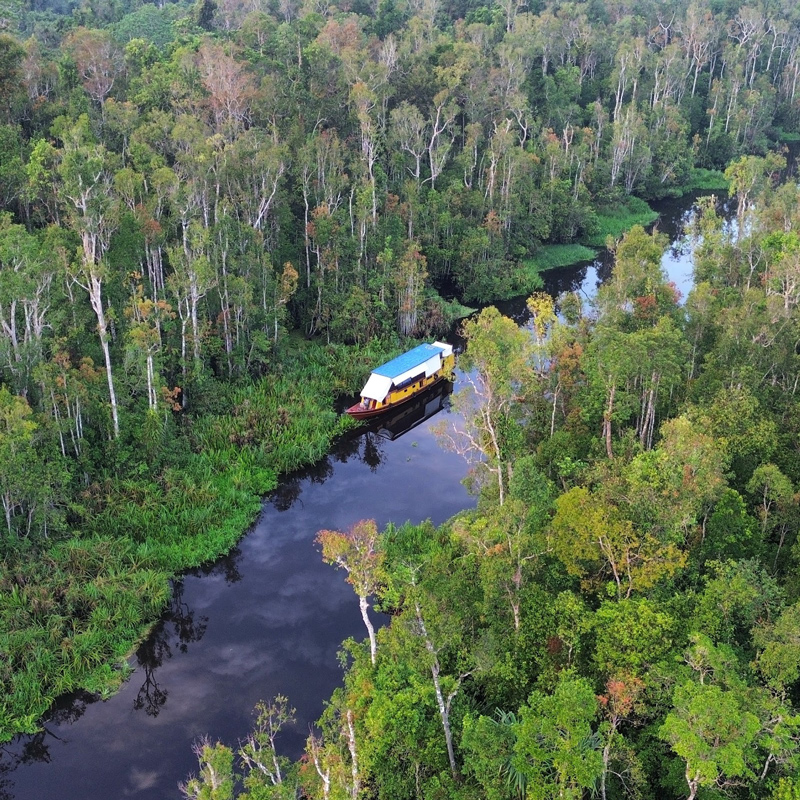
604 384 616 459
346 708 360 800
309 736 331 800
87 274 119 438
482 398 505 506
146 351 157 411
686 767 700 800
600 739 611 800
414 600 459 781
550 381 560 437
359 593 377 666
98 329 119 439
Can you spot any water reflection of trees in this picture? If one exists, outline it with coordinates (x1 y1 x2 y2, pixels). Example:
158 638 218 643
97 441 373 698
193 546 243 584
540 263 593 301
133 579 208 717
0 691 97 795
133 623 170 717
361 433 384 471
0 577 211 790
270 382 459 511
270 432 387 511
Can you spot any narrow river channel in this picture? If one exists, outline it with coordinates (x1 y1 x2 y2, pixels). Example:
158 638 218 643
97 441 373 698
0 191 722 800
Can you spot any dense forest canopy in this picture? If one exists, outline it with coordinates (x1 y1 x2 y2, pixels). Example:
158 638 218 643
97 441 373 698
0 0 800 797
191 191 800 799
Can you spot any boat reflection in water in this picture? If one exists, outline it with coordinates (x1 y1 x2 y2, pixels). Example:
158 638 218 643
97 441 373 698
362 378 453 441
272 380 454 512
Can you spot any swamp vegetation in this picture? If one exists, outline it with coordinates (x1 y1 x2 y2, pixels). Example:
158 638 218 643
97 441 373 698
187 198 800 800
0 0 799 797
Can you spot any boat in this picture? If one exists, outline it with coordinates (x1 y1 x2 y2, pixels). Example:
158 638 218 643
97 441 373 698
345 341 456 419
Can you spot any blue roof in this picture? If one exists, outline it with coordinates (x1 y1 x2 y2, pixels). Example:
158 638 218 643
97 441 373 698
373 343 443 379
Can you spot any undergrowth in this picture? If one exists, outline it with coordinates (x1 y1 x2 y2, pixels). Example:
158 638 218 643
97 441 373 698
522 243 598 273
585 196 659 246
0 342 391 742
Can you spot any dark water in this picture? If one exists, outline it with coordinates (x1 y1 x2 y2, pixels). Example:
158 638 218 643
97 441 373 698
0 192 712 799
1 387 473 800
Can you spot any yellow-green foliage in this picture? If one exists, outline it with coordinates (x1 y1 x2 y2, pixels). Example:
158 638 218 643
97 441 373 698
522 243 598 273
587 197 659 246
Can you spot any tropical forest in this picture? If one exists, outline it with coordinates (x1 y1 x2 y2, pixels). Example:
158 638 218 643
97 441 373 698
0 0 799 796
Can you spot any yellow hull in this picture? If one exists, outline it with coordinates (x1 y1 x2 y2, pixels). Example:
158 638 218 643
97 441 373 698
346 354 455 419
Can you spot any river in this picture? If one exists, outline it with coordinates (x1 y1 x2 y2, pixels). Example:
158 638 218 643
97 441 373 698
0 191 721 800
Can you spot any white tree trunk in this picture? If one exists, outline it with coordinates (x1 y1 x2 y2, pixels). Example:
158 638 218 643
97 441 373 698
359 593 377 666
87 273 119 438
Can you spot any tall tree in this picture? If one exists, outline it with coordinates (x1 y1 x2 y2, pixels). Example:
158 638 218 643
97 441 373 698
317 519 383 666
439 306 534 506
58 118 121 438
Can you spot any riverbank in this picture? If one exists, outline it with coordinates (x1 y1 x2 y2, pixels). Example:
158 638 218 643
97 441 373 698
518 170 728 298
0 176 727 745
2 366 477 800
1 187 744 798
0 185 690 741
0 340 397 743
514 194 659 298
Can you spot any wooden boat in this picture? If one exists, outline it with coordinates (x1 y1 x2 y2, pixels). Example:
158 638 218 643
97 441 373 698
345 341 456 419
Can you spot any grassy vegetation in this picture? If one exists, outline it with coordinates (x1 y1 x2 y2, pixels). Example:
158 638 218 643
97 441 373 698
684 167 729 191
0 341 394 742
490 265 544 302
522 243 598 273
774 127 800 143
435 294 477 324
585 196 659 247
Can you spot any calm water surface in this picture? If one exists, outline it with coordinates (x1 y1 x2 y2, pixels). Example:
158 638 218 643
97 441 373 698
1 402 474 800
533 192 730 315
0 192 716 799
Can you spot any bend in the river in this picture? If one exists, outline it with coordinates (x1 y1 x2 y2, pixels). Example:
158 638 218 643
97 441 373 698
0 192 726 800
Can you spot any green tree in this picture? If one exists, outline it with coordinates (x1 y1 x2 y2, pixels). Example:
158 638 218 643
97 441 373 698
317 520 383 666
452 494 550 633
515 675 603 800
180 737 235 800
0 387 37 535
593 598 675 680
693 560 782 649
699 489 760 565
753 603 800 697
725 153 786 228
239 696 296 792
462 709 519 800
0 35 25 123
0 214 59 391
660 680 760 800
550 487 685 599
58 117 122 438
438 306 534 506
0 125 25 214
599 225 671 316
696 387 778 483
747 464 798 571
622 415 727 541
